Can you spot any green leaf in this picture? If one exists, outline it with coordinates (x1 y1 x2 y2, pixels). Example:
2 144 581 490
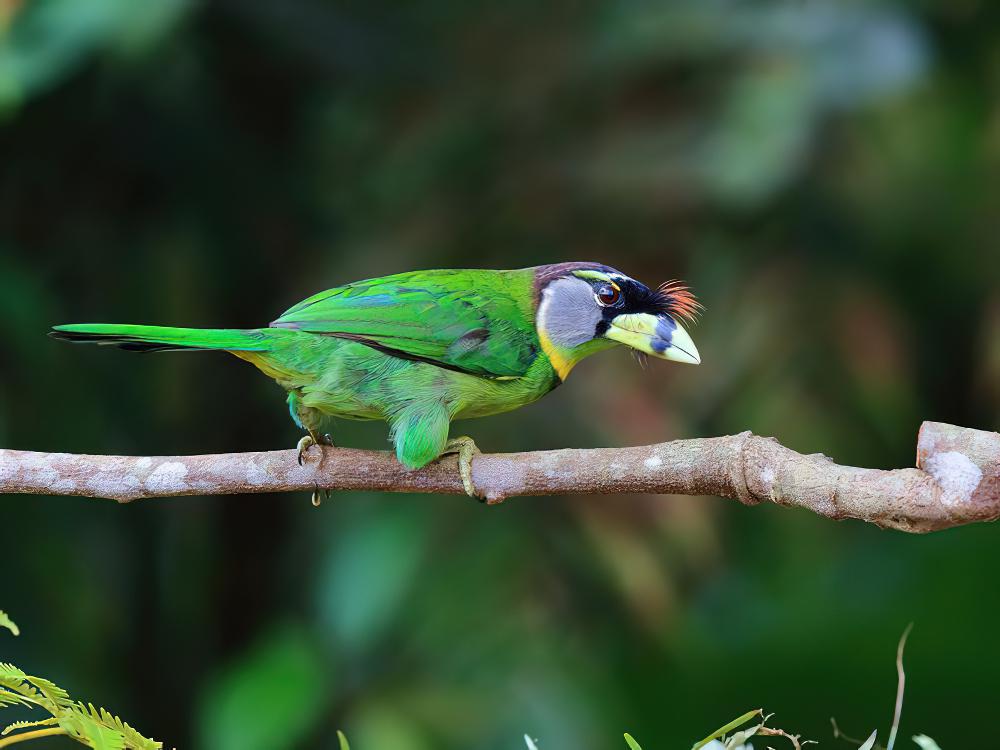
0 611 19 637
0 665 43 708
0 663 28 684
2 717 59 735
0 643 159 748
62 712 126 750
83 722 126 750
0 687 31 709
198 626 326 750
338 730 351 750
912 736 942 750
691 710 763 750
726 723 762 748
71 703 161 750
624 732 642 750
25 674 73 712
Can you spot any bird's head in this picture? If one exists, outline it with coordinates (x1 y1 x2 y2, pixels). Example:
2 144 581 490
534 262 701 380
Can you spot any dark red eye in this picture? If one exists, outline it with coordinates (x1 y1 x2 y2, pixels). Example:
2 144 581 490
596 284 621 306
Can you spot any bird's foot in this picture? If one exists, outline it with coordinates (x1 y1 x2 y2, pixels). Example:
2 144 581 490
296 435 315 466
297 432 335 506
297 432 335 466
443 436 481 500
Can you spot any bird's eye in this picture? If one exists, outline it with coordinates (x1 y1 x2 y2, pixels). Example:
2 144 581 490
596 285 621 307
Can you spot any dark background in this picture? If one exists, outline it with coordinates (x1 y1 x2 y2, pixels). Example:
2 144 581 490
1 1 998 748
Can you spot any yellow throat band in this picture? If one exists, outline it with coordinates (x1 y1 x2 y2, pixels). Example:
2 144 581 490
537 327 574 381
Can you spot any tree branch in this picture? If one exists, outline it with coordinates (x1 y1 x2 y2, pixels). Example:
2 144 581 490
1 421 997 533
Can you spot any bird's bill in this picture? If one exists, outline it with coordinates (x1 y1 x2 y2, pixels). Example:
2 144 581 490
604 313 701 365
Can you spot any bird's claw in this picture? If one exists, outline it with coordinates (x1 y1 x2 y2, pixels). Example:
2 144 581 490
299 433 336 506
443 436 481 500
297 432 335 466
311 487 330 507
296 435 315 466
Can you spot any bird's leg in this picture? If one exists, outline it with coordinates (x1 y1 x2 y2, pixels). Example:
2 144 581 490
296 430 335 506
442 436 481 500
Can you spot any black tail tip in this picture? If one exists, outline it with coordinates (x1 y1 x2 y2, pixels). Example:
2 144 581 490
49 328 117 344
49 328 175 352
49 328 91 342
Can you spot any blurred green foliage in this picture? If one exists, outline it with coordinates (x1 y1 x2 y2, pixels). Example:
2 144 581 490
199 626 326 750
0 0 998 748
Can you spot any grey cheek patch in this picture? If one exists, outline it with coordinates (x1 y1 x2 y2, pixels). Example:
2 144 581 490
651 315 676 353
540 277 603 348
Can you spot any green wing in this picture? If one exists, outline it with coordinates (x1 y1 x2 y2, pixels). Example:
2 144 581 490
270 269 539 378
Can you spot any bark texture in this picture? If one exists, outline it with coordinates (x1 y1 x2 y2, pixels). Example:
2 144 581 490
1 421 998 533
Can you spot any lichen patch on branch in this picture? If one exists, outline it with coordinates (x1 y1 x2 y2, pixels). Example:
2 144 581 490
923 451 982 506
144 461 190 493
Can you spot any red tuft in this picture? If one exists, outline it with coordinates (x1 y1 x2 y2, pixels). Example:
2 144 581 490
657 280 703 324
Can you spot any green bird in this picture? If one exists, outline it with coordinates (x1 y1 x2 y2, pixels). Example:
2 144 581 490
52 262 701 500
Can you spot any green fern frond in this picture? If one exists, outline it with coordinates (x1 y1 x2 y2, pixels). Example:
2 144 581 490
0 612 19 637
70 703 161 750
81 722 126 750
25 674 73 711
0 665 45 708
0 663 28 683
60 710 126 750
0 688 31 709
0 613 162 749
0 674 69 713
2 717 59 735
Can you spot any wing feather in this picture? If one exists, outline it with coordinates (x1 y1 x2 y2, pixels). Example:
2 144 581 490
270 269 538 378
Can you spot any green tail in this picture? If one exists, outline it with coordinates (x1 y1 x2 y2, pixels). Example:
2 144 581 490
50 324 272 352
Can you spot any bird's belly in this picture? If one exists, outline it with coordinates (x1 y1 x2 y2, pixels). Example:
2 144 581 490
450 382 544 419
448 359 559 419
289 341 557 422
